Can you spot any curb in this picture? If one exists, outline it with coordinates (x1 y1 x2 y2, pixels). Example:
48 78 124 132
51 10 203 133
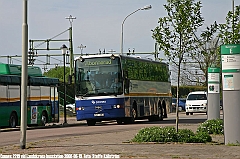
0 122 86 132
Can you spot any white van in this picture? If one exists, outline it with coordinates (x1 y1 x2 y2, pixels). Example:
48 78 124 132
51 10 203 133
185 91 207 115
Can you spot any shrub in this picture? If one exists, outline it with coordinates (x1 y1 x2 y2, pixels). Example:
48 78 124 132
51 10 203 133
197 119 224 135
131 126 177 142
177 129 195 143
131 126 212 143
191 132 212 143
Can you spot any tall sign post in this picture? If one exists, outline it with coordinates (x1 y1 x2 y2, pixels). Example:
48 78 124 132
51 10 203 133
207 67 220 120
221 44 240 145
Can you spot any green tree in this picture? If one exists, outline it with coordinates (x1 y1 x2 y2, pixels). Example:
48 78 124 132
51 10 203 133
152 0 204 131
43 66 70 82
189 22 219 86
219 5 240 44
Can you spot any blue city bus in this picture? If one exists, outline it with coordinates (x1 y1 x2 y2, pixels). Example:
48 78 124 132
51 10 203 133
74 54 171 126
0 63 59 128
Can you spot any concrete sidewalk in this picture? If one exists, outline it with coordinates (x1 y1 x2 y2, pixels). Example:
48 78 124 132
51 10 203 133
0 120 238 159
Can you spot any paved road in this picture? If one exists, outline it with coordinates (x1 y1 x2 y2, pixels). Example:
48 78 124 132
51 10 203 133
0 112 212 147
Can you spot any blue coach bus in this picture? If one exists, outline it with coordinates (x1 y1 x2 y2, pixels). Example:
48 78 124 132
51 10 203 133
74 54 171 126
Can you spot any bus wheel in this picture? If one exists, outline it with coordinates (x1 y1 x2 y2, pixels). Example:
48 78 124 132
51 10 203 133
41 111 48 126
158 107 163 121
9 113 18 128
87 120 96 126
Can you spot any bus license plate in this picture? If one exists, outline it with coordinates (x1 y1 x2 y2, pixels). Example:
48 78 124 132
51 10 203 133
94 113 104 117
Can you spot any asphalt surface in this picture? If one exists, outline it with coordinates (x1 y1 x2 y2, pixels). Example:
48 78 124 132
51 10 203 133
1 111 237 159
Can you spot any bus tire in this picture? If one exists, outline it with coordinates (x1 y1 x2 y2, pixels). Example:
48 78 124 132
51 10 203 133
9 112 18 128
41 111 48 126
87 120 96 126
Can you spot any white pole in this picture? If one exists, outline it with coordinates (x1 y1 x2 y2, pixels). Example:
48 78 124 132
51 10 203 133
20 0 28 149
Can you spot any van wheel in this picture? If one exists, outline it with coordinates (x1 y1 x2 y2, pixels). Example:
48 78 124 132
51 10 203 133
9 113 18 128
186 112 189 115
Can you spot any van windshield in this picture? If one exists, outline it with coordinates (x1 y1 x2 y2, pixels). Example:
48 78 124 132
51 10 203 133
187 94 207 100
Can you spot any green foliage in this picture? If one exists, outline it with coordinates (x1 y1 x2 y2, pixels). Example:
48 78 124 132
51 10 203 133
152 0 204 64
190 132 212 143
43 66 70 82
197 119 224 135
131 126 212 143
152 0 220 87
171 85 207 98
219 5 240 44
132 126 177 142
177 129 195 143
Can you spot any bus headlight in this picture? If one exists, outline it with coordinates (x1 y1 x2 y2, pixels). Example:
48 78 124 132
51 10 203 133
77 107 84 110
112 105 123 109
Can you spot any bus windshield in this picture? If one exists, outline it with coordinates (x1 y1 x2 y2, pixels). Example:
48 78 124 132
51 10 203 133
75 57 123 97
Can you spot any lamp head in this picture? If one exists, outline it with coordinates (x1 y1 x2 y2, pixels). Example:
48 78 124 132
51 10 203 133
141 5 152 10
60 44 68 55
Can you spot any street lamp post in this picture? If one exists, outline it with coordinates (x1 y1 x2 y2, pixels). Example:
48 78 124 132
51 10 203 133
120 5 152 55
20 0 28 149
61 44 68 124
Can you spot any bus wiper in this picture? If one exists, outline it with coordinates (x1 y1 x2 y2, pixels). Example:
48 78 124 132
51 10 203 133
81 88 89 98
97 92 108 96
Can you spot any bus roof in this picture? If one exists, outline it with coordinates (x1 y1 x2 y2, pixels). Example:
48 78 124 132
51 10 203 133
0 74 59 86
0 63 43 76
74 54 168 65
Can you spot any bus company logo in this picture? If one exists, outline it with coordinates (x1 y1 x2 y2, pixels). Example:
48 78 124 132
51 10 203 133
92 100 107 104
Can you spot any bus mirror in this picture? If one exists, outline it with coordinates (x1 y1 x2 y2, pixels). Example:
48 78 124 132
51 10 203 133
110 54 115 60
78 56 85 62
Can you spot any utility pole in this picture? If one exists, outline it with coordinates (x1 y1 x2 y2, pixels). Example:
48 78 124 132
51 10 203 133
65 15 76 76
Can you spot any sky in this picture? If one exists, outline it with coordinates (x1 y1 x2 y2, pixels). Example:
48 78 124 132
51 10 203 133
0 0 239 72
